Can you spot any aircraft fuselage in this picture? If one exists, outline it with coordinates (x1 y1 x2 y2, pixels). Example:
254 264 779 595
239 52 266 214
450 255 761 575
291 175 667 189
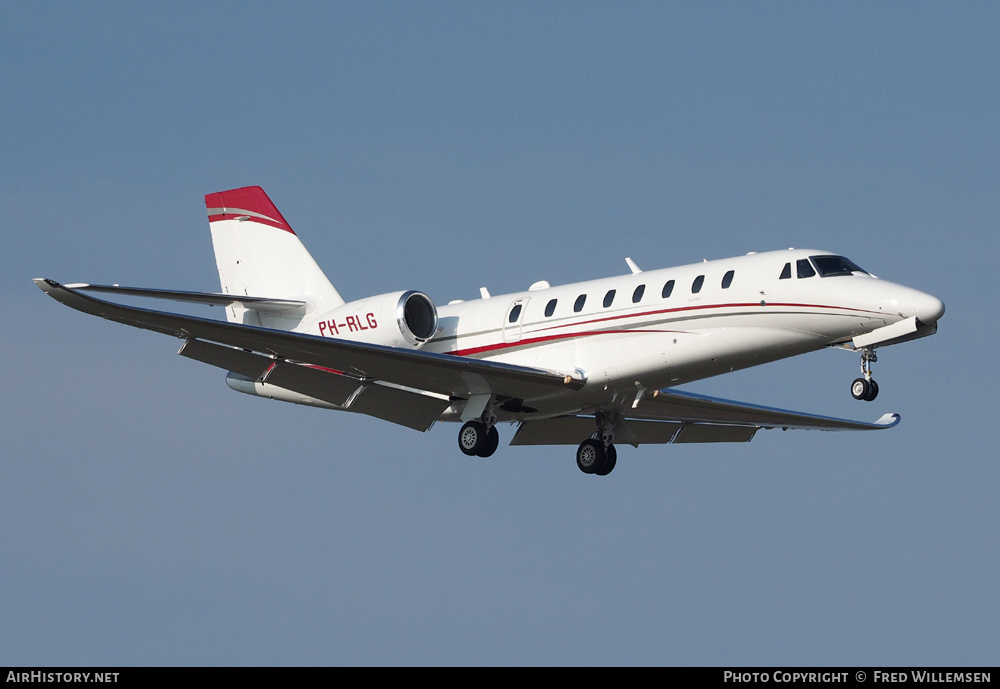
297 248 943 420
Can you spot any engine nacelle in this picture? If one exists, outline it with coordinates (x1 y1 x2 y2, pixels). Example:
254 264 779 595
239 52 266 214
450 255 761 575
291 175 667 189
309 290 438 348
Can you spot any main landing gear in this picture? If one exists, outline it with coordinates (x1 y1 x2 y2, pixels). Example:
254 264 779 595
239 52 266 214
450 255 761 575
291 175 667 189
576 413 617 476
457 403 500 458
576 439 617 476
456 402 621 475
851 347 879 401
458 420 500 457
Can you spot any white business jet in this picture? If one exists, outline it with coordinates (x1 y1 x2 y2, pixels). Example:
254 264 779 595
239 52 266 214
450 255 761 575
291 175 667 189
35 186 945 476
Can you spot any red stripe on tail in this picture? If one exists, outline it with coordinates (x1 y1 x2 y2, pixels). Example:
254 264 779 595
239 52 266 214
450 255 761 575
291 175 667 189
204 186 295 234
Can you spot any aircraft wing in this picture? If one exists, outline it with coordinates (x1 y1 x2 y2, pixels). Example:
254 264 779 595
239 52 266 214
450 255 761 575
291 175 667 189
628 388 900 431
511 389 899 446
34 279 584 422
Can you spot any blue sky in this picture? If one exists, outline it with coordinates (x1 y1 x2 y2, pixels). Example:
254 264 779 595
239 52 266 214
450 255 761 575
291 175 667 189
2 2 997 665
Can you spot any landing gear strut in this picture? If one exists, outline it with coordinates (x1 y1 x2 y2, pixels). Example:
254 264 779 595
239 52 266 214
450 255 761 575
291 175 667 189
576 413 618 476
851 347 879 401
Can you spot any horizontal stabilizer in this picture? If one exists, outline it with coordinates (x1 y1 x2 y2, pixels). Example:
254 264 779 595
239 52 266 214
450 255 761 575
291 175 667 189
63 283 306 313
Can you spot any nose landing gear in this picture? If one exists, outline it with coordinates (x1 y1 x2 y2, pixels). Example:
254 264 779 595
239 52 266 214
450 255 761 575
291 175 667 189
851 347 879 401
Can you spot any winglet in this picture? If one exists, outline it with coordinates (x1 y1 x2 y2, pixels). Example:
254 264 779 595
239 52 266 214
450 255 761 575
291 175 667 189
874 412 902 428
33 277 57 294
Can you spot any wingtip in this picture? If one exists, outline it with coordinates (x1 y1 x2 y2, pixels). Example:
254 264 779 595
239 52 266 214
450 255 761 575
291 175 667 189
875 412 901 428
34 278 77 299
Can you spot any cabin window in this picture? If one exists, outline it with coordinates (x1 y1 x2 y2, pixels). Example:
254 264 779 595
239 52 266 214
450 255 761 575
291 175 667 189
779 262 792 280
722 270 735 289
661 280 675 298
692 275 704 294
603 289 616 308
574 294 587 312
544 299 557 317
508 304 522 323
632 284 645 303
796 259 816 279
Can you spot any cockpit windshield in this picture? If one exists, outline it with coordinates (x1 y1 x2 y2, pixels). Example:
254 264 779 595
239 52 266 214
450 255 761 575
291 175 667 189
809 255 869 277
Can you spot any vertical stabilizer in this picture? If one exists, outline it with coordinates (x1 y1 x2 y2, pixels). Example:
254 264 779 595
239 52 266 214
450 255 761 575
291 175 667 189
205 186 344 329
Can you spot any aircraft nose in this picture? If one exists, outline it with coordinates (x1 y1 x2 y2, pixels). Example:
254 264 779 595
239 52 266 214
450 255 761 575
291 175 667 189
913 292 945 324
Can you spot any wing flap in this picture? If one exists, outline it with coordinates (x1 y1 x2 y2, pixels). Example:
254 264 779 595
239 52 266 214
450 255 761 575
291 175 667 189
178 339 274 379
179 338 365 406
346 383 451 432
512 417 685 446
672 424 757 443
264 362 362 407
511 416 600 445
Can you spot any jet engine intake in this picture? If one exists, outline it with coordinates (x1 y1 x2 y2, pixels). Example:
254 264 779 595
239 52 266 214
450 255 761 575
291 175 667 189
312 290 438 348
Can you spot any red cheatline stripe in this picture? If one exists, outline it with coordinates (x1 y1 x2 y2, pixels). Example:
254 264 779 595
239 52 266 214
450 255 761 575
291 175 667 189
449 328 681 357
532 301 880 333
446 301 877 357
